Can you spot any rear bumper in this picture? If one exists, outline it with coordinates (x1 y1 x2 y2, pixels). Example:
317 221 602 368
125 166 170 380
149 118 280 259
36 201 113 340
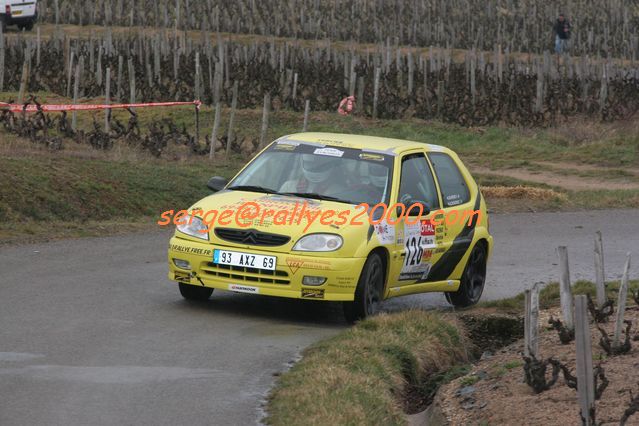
167 236 366 301
2 15 38 25
1 13 37 24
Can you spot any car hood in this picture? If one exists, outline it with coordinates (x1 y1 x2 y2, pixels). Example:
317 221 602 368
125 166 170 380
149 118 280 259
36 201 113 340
186 190 371 253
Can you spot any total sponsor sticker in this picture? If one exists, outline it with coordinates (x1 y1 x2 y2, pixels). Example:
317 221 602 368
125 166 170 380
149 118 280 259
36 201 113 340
420 219 436 248
228 284 259 294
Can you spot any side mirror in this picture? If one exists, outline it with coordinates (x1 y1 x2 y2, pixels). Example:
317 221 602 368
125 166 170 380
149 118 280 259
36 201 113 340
207 176 229 192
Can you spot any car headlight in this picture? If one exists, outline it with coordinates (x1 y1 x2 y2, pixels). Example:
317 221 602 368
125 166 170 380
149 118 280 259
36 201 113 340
176 216 209 240
292 234 343 252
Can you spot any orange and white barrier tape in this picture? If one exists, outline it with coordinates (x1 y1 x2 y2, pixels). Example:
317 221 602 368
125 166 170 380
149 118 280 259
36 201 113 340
0 100 202 113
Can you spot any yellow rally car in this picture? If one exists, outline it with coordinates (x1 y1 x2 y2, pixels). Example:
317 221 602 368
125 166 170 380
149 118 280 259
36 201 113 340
167 132 493 322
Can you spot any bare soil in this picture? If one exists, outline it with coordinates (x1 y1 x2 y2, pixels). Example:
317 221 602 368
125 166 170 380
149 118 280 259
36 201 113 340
434 306 639 425
471 166 639 191
536 161 639 177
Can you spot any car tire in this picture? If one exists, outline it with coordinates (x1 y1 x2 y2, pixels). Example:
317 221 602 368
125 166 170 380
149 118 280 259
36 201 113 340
179 283 213 301
0 16 6 33
445 243 487 308
343 253 385 324
23 20 34 31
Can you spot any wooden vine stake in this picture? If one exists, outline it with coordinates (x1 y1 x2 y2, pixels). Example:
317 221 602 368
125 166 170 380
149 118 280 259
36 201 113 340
258 93 270 149
574 295 595 426
594 231 606 307
292 72 298 101
524 283 541 357
225 80 239 160
372 67 380 119
558 246 574 331
17 60 29 105
613 253 631 348
36 26 41 66
209 104 221 160
128 58 136 112
104 67 111 133
194 104 200 147
72 58 82 130
209 66 222 160
0 29 5 92
66 52 75 98
303 99 310 132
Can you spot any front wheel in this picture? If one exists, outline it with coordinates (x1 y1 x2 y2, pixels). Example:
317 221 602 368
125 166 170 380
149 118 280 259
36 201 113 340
343 253 385 323
179 283 213 301
445 243 487 308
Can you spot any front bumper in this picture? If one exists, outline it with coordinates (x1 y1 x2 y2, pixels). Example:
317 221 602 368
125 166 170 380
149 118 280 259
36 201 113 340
167 236 366 301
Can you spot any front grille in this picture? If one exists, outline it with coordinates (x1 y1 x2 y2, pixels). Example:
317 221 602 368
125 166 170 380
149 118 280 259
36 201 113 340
214 228 290 247
200 262 290 285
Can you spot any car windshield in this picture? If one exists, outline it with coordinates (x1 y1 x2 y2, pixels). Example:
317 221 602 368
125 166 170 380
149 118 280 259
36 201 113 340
228 141 394 206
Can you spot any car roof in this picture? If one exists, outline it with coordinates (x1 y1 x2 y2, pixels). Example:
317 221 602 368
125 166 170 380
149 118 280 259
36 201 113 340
278 132 451 155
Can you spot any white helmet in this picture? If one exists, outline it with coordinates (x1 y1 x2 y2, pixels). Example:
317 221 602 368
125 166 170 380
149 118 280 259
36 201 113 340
301 154 335 184
369 163 388 188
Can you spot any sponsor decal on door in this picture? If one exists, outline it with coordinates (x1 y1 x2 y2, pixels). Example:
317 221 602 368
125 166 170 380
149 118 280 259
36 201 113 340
399 219 438 281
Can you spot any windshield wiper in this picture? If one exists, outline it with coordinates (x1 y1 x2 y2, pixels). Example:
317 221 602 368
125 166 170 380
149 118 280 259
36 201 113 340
280 192 352 204
227 185 279 194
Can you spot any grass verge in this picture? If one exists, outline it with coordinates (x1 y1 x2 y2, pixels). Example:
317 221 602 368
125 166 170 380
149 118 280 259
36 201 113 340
0 155 238 242
265 280 638 425
264 310 470 425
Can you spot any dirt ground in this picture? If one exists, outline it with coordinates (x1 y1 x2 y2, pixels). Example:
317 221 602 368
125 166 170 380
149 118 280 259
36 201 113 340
472 164 639 191
434 306 639 425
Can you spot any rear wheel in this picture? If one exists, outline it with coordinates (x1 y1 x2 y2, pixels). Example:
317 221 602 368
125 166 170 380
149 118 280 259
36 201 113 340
179 283 213 301
343 253 385 323
0 16 6 33
18 20 34 31
445 243 487 308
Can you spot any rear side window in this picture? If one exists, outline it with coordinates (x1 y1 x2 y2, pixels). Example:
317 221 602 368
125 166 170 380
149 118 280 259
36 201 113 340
428 153 470 207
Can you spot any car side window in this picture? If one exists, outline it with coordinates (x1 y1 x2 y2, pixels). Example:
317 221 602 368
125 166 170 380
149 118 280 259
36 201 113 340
428 153 470 207
398 154 440 210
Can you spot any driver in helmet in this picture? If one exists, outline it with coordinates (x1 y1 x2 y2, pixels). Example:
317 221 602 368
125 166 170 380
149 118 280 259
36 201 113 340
279 154 343 195
368 163 389 194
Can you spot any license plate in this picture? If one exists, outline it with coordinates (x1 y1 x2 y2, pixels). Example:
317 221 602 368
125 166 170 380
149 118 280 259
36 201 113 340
213 249 276 270
12 10 22 15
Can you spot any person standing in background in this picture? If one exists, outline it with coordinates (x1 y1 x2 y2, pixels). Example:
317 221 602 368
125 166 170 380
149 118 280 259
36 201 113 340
554 13 571 54
338 95 356 116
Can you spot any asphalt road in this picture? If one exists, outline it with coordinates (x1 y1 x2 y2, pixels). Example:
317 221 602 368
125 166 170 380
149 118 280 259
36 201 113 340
1 209 638 425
